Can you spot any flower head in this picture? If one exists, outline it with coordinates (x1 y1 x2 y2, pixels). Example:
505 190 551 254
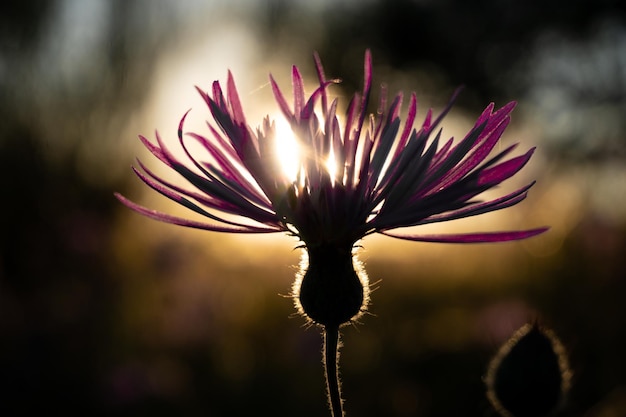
116 50 546 248
116 50 547 327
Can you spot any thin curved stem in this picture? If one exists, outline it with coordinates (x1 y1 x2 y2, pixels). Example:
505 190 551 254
324 325 343 417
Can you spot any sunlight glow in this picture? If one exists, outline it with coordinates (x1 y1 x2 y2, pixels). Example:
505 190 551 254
272 113 344 186
326 148 338 185
274 117 301 181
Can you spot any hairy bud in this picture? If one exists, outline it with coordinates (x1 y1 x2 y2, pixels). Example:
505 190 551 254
293 244 369 328
486 323 572 417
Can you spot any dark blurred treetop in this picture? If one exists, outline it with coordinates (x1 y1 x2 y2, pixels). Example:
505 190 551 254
1 1 53 50
262 0 625 102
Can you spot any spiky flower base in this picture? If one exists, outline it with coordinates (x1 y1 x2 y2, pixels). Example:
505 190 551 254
294 245 369 328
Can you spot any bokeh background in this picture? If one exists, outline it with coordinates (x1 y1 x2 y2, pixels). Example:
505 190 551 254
1 1 625 416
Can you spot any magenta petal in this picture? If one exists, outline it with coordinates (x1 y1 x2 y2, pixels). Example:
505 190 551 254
270 74 294 121
292 65 305 118
474 102 495 127
211 80 225 108
226 70 246 124
478 148 535 187
137 134 169 166
352 49 373 144
441 115 511 185
132 161 278 226
313 51 329 115
115 193 281 233
484 101 516 133
381 227 549 243
397 93 417 148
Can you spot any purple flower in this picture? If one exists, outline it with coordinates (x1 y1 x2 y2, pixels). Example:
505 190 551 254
117 51 549 416
116 49 548 332
116 50 546 249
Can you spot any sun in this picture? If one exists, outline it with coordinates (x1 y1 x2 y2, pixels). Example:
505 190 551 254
272 114 340 185
274 117 301 181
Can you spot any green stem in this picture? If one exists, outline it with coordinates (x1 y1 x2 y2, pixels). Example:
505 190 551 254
324 325 343 417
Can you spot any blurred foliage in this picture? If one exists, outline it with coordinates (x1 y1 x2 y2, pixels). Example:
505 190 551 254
1 1 625 416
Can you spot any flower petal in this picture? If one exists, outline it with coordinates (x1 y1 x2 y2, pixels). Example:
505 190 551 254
115 193 282 233
381 227 549 243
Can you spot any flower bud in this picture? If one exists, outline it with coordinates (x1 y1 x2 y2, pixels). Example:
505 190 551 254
486 323 571 417
294 244 368 328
